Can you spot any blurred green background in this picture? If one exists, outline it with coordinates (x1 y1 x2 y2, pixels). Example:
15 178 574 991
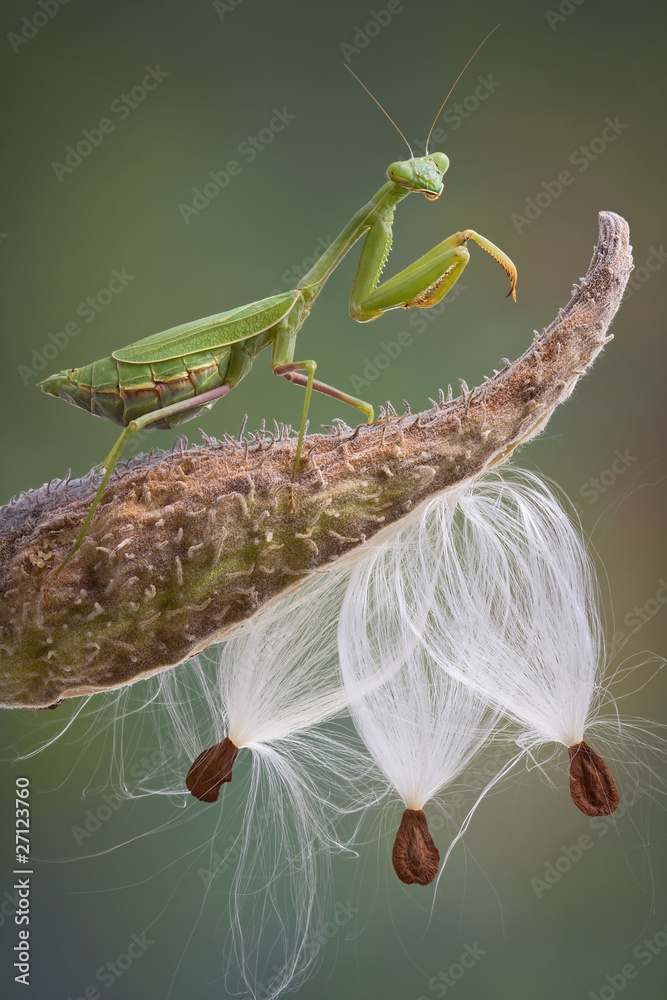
1 0 665 997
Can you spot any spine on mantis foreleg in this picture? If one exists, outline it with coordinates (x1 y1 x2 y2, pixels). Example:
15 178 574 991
297 182 401 293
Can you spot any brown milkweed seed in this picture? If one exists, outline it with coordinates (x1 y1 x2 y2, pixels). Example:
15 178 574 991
186 736 239 802
568 741 620 817
391 808 440 885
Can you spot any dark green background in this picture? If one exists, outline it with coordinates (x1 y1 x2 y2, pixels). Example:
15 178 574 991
1 1 665 998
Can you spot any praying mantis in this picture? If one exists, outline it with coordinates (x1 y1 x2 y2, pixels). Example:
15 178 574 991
38 31 517 585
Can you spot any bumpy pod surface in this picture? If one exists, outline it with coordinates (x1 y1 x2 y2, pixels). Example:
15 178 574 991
0 213 632 707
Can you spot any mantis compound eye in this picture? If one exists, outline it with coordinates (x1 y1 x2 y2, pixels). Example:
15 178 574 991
431 151 450 174
387 161 414 185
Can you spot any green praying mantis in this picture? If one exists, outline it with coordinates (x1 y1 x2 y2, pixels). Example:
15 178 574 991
38 31 517 586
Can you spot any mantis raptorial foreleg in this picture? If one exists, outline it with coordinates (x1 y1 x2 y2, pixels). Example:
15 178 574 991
350 224 517 322
278 213 516 474
40 41 519 591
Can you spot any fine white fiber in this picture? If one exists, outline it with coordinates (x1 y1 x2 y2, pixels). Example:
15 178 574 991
154 565 360 999
337 502 504 886
44 564 363 1000
13 563 367 1000
408 470 622 816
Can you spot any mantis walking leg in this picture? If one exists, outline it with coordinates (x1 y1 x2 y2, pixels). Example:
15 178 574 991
46 383 232 590
271 330 374 476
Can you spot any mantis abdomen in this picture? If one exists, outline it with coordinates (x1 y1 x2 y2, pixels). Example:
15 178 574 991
40 329 276 430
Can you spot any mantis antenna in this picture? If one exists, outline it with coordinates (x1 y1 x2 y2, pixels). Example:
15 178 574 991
344 63 414 157
424 24 501 153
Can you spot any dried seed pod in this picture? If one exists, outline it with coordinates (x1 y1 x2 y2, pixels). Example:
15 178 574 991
0 212 632 708
392 808 440 885
568 741 620 817
186 737 239 802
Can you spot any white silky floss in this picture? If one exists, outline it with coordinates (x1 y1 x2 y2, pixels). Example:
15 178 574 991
156 565 359 1000
337 497 503 886
409 470 620 817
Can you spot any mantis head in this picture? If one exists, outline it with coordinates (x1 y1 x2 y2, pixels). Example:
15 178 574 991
347 26 499 202
386 153 449 199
